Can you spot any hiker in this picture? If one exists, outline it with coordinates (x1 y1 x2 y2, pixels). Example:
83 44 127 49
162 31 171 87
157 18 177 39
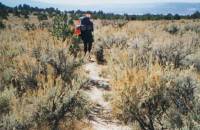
75 13 94 59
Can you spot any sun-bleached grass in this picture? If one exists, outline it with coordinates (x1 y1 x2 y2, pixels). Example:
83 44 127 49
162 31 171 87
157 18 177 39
99 20 200 130
0 19 90 129
1 16 200 130
108 47 200 129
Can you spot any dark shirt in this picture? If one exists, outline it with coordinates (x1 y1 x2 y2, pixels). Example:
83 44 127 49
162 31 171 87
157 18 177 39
80 17 94 43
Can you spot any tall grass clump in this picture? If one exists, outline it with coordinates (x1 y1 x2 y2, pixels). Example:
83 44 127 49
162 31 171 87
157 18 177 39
0 28 90 130
86 18 200 130
109 48 200 130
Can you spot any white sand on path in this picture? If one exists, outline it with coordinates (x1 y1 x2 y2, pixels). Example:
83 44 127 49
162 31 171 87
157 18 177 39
83 62 131 130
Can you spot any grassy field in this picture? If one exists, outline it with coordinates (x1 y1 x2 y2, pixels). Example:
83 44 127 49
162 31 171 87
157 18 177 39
0 15 200 130
98 19 200 130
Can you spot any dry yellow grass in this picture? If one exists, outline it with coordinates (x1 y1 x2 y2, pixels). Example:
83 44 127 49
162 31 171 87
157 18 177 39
92 19 200 129
1 16 200 130
0 16 91 130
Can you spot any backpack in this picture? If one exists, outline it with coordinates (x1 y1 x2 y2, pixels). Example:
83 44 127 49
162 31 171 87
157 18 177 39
74 20 81 36
80 16 93 32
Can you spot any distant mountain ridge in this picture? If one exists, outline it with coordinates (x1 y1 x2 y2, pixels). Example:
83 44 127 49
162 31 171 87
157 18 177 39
67 3 200 15
1 1 200 15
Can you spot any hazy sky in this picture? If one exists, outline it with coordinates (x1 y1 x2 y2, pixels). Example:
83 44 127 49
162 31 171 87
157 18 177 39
33 0 200 5
0 0 200 14
1 0 200 6
1 0 200 15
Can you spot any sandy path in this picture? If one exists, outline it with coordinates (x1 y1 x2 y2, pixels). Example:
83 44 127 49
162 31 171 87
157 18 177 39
83 62 131 130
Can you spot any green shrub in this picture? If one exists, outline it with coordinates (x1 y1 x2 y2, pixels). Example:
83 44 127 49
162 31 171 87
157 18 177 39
21 11 29 19
164 24 179 34
0 20 5 30
95 45 105 64
37 13 48 21
0 89 14 115
38 21 52 30
69 36 81 57
0 95 10 114
51 15 73 41
1 68 14 87
23 22 36 31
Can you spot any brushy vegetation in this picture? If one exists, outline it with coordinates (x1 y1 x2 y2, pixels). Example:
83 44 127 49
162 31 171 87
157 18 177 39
109 53 200 129
0 20 5 30
23 22 37 31
1 4 200 129
95 45 105 64
164 24 179 34
0 18 90 129
51 14 73 41
37 13 48 21
96 20 200 130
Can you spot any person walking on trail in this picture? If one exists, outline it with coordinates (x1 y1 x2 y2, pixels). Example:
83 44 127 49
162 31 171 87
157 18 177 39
75 13 94 60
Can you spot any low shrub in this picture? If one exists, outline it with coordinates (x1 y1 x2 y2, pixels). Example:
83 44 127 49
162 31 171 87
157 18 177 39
95 45 105 64
101 34 128 49
111 62 199 130
69 36 81 57
0 29 90 130
38 21 52 30
164 24 179 34
153 34 199 68
23 22 36 31
184 24 200 34
37 13 48 21
0 20 5 30
181 51 200 72
0 89 13 115
0 49 90 130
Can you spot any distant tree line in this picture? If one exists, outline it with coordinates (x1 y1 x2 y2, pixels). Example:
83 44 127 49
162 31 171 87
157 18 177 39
0 2 61 20
0 2 200 21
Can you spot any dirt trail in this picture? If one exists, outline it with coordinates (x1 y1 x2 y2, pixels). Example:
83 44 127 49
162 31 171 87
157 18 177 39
83 62 131 130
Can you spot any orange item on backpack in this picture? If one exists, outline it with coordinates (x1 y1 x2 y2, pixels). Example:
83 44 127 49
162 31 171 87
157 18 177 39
74 20 81 36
